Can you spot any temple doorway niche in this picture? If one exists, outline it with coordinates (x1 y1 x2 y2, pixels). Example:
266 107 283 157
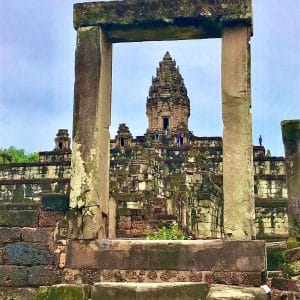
163 117 169 130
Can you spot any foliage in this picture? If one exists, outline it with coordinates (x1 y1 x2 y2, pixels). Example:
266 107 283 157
146 224 190 240
0 146 39 163
287 237 300 250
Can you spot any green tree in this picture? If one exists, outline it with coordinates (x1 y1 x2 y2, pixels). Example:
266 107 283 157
0 146 39 163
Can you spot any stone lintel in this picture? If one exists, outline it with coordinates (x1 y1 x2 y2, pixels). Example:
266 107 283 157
66 239 265 273
73 0 252 42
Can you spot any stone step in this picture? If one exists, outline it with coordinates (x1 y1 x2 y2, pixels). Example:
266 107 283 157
35 283 269 300
93 282 209 300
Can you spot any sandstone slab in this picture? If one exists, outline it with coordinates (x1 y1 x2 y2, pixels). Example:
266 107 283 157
92 282 209 300
206 284 267 300
73 0 252 42
4 242 53 266
66 239 265 274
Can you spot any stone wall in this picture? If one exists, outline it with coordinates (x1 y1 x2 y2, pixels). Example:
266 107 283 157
0 162 70 204
0 142 288 240
0 202 68 297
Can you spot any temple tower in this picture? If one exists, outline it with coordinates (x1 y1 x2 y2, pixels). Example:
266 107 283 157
54 129 71 150
146 52 190 134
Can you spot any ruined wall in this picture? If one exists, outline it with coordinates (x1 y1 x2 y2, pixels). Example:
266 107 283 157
0 162 70 203
0 154 70 296
110 143 223 239
0 141 288 242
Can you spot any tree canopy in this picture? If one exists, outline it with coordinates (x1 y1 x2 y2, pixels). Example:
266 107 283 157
0 146 39 163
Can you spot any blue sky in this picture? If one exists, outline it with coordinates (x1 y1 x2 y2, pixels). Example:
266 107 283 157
0 0 299 156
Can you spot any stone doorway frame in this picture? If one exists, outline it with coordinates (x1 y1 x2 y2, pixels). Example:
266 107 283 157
69 0 255 241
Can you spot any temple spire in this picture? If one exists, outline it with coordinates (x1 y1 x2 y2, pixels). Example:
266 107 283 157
146 52 190 133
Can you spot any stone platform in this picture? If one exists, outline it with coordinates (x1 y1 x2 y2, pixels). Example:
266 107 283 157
65 239 266 286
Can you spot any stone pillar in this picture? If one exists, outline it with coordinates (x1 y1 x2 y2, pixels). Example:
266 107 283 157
222 25 255 240
108 197 117 239
69 26 112 240
281 120 300 238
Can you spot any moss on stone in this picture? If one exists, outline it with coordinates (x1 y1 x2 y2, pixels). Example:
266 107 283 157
36 285 91 300
287 238 300 250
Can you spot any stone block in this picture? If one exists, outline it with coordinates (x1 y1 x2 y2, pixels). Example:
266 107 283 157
36 284 91 300
73 1 252 42
39 211 64 227
212 271 262 287
0 210 39 227
0 287 38 300
99 269 203 283
0 265 28 287
66 240 266 278
4 242 53 266
0 227 21 243
41 193 70 212
28 266 59 287
272 277 300 292
206 284 267 300
285 247 300 263
92 282 209 300
22 227 53 244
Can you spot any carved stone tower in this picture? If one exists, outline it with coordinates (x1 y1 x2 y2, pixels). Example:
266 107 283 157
146 52 190 134
54 129 71 150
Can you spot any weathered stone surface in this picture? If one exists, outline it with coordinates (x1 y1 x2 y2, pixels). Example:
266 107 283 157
0 248 3 264
74 0 252 42
0 265 28 287
0 287 38 300
41 193 69 212
28 266 59 287
92 282 209 300
271 289 300 300
206 284 267 299
272 277 300 292
0 227 21 243
36 284 91 300
22 227 53 244
98 269 204 283
66 240 265 276
285 247 300 263
212 271 262 287
0 210 39 227
39 211 64 227
70 25 112 239
4 242 53 266
222 24 254 240
281 120 300 238
108 197 117 239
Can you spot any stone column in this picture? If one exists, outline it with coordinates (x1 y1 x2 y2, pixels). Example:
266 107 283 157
222 25 255 240
281 120 300 238
69 26 112 240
